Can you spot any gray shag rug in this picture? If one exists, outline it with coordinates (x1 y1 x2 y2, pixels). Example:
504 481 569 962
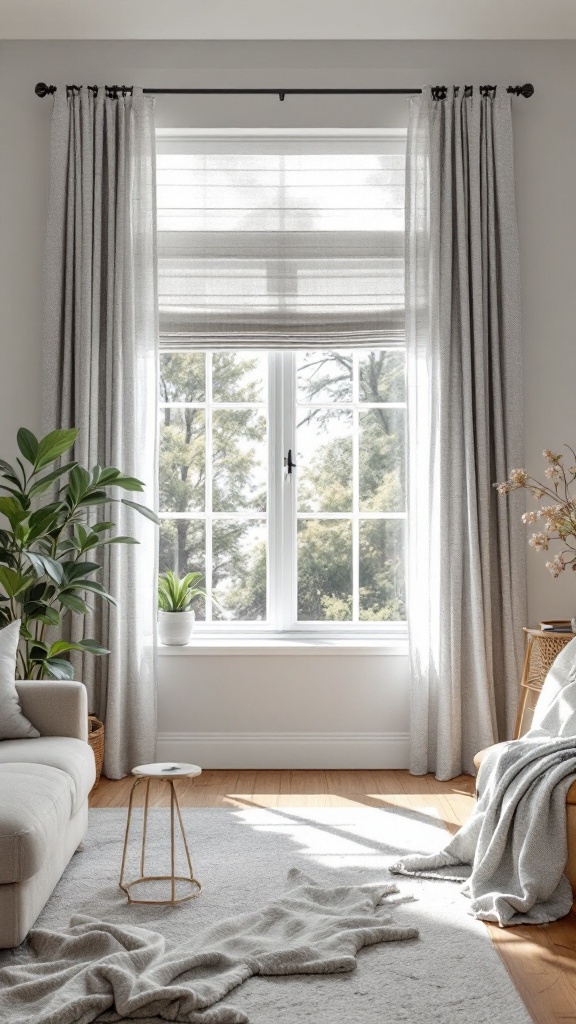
0 805 531 1023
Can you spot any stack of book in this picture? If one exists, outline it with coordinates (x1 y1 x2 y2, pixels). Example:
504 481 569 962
539 620 574 633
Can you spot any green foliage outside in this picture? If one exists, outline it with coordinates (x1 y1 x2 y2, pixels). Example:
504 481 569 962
159 350 406 623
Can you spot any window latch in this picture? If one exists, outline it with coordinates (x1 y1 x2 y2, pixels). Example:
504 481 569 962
284 449 297 475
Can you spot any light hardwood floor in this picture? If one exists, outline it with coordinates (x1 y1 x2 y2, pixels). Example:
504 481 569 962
91 769 576 1024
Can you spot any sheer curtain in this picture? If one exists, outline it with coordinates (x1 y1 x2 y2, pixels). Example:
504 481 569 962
406 87 527 780
43 86 158 778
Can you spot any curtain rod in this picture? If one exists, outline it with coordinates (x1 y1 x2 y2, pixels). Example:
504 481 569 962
35 82 535 102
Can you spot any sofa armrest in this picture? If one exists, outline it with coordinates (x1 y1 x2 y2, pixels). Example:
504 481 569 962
15 680 88 741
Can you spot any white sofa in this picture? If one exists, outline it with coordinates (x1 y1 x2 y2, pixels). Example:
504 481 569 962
0 680 95 947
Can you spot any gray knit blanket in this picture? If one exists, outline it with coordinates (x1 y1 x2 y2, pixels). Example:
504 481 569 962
0 869 418 1024
391 637 576 926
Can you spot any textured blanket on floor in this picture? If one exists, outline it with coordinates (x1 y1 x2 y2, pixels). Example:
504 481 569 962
391 637 576 927
0 869 418 1024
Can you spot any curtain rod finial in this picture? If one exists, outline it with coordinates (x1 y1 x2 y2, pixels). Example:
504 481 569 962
35 82 55 98
508 83 534 98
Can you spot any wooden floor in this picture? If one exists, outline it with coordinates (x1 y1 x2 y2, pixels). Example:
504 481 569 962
91 769 576 1024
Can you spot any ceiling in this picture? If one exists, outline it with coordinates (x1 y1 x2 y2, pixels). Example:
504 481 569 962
1 0 576 40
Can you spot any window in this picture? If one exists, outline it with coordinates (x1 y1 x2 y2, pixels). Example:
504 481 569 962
157 132 406 633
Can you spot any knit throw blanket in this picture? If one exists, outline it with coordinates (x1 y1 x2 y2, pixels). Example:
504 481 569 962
0 870 417 1024
391 637 576 926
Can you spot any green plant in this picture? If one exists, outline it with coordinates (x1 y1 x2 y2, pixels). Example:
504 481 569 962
0 426 159 680
158 570 205 612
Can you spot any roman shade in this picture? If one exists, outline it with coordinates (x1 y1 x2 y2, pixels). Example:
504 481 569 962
157 134 406 349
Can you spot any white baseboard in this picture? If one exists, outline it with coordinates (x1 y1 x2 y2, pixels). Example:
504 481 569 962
156 731 410 769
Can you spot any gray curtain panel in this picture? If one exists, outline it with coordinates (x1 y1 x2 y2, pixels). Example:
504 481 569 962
405 86 527 780
42 86 159 778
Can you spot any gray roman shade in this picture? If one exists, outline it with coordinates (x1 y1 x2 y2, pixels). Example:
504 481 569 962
156 134 406 349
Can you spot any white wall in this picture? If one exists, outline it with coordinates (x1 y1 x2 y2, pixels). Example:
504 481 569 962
156 644 409 768
1 39 575 766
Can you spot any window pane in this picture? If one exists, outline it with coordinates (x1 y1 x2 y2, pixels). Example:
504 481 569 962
297 519 352 621
359 350 406 403
297 410 353 513
212 520 267 620
297 351 353 404
160 352 205 403
160 409 205 512
212 352 266 403
359 519 406 621
359 409 405 512
159 519 206 620
212 410 267 512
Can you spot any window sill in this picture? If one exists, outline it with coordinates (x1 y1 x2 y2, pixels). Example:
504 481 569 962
158 634 409 656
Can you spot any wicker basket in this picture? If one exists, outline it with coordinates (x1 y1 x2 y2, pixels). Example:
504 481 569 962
88 715 104 793
516 627 575 737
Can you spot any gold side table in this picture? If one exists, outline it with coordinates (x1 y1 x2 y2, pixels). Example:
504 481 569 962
514 627 574 738
119 761 202 905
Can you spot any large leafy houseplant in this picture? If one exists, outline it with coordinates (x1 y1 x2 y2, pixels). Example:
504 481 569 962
0 427 159 680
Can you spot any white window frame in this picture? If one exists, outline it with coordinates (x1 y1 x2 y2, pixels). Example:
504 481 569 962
157 128 408 640
159 346 407 639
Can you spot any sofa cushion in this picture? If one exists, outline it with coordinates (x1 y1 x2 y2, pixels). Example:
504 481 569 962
0 763 75 883
0 620 39 740
0 736 95 813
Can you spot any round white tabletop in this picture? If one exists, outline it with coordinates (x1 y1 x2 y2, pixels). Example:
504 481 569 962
132 762 202 779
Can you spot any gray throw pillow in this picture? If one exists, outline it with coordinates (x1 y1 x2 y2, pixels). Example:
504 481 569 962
0 620 39 739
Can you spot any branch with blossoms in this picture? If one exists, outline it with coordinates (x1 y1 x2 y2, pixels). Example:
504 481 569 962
495 447 576 578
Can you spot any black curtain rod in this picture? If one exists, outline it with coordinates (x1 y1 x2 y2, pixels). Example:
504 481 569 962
35 82 535 102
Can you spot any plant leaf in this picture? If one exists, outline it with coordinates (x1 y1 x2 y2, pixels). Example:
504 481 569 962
0 549 18 569
76 638 110 656
25 551 64 584
35 429 79 470
29 642 48 658
47 639 88 657
56 539 78 555
75 524 87 548
59 592 90 614
62 560 101 582
17 428 39 465
0 496 28 530
23 604 60 627
79 490 109 507
0 459 20 481
96 468 121 484
29 462 78 498
43 657 75 680
66 579 117 606
121 499 160 525
0 565 34 598
27 503 65 543
104 536 139 545
27 581 54 602
110 475 145 492
91 522 115 535
67 465 91 504
46 639 109 658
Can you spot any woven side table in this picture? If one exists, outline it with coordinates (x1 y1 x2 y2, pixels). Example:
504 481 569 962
514 627 574 738
119 762 202 905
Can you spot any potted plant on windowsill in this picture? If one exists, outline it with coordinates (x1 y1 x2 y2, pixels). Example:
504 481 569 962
158 570 206 646
0 426 159 786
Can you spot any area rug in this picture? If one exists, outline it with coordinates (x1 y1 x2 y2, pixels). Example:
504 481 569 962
0 806 531 1023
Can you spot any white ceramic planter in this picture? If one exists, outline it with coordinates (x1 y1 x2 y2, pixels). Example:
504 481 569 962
158 610 195 646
